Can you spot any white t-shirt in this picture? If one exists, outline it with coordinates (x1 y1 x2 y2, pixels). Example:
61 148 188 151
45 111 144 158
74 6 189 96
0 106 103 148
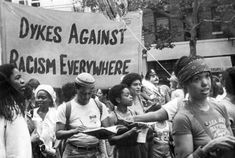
163 96 215 121
32 107 57 150
171 89 184 100
56 98 109 147
0 114 32 158
162 98 180 121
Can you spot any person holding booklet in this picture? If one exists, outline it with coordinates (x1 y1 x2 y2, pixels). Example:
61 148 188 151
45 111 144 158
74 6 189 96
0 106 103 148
108 84 152 158
56 72 110 158
172 56 235 158
121 72 171 158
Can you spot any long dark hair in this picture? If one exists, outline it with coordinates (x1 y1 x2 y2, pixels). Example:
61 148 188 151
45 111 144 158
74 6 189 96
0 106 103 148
0 64 25 121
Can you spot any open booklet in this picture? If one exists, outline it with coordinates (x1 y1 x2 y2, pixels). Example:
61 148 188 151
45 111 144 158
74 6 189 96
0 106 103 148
83 126 118 139
118 119 156 128
134 122 156 126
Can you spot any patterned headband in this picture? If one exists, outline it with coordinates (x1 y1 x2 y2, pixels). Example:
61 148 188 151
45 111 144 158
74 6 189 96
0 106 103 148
177 59 210 84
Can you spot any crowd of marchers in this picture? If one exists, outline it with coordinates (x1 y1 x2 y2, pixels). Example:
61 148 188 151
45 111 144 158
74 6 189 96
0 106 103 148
1 55 235 158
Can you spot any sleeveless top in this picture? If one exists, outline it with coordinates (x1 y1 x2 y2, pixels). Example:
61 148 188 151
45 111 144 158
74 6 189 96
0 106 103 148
113 109 138 146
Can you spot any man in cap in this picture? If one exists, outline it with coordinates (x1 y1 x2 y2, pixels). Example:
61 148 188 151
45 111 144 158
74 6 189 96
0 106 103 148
56 72 110 158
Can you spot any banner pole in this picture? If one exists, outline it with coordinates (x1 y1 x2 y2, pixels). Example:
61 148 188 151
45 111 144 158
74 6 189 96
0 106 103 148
122 19 171 77
0 0 3 64
0 1 7 64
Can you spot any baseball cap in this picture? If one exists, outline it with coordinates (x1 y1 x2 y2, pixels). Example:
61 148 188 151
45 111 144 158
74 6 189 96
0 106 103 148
75 73 95 87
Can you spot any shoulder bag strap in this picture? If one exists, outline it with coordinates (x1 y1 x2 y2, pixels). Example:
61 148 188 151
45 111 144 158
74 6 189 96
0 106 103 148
188 102 214 139
113 110 119 121
193 111 214 139
55 102 71 157
94 98 103 120
4 119 7 148
65 101 71 129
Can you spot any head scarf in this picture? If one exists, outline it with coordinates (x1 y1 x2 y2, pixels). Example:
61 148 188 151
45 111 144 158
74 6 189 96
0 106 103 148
35 84 56 106
177 58 210 85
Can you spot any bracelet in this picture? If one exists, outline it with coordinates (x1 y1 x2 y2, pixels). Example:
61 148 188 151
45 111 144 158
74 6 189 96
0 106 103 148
193 146 207 158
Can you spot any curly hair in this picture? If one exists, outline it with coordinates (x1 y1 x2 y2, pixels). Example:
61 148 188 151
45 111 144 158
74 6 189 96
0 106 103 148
121 72 142 87
109 84 128 106
0 64 25 121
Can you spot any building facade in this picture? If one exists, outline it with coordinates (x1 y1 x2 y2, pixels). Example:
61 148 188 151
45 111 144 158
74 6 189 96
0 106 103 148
143 0 235 80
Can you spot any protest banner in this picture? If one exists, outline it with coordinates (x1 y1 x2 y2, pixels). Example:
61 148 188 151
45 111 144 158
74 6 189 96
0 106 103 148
0 1 142 88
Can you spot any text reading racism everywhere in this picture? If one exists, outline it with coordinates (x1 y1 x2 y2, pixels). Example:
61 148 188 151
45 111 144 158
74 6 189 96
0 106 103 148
9 50 131 76
19 17 127 45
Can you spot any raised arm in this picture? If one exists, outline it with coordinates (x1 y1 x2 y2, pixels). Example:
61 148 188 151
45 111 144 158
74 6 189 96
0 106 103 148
133 107 168 122
134 98 180 122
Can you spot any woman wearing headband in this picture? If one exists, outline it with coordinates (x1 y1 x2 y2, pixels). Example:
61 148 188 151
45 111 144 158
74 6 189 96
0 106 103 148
172 56 235 158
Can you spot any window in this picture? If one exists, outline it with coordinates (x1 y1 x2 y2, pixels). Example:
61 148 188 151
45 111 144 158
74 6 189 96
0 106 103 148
211 7 223 35
31 0 40 7
154 11 171 41
156 18 170 32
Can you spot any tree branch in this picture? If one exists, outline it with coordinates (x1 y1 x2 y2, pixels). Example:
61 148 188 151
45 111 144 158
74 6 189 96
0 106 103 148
193 0 199 18
198 0 207 8
150 6 182 19
192 21 203 30
203 15 235 24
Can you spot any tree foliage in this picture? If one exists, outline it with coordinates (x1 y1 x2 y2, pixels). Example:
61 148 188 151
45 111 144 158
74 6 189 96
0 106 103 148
74 0 235 55
128 0 235 55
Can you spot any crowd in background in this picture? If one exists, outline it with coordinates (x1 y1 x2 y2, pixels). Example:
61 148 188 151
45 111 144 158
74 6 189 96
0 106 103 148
1 55 235 158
